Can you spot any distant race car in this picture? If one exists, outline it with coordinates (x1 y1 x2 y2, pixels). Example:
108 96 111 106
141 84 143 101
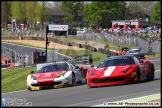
126 48 146 59
27 61 87 91
86 55 154 88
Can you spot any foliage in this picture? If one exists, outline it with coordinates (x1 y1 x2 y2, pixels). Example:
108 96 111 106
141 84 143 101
9 1 51 29
11 1 27 23
60 1 84 23
83 1 126 28
151 1 161 22
126 2 145 20
25 1 38 24
35 1 51 30
1 1 11 27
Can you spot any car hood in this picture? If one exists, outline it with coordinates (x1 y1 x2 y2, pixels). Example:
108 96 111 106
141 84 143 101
91 66 130 77
31 70 70 81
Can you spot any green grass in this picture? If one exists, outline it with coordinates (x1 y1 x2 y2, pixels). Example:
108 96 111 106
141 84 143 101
2 67 37 93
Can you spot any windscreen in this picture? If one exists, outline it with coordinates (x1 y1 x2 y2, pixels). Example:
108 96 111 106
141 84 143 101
37 63 69 73
97 56 134 68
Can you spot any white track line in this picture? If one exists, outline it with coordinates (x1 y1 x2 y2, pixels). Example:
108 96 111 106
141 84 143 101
66 88 160 106
93 93 161 106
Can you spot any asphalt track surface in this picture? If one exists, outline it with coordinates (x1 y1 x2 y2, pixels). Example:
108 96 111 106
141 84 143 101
2 58 161 106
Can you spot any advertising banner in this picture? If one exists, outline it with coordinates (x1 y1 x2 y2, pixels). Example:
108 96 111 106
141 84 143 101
49 25 68 31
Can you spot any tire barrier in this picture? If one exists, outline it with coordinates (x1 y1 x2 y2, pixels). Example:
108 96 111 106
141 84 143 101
78 44 82 48
66 42 72 46
73 54 93 65
92 47 97 52
98 48 116 56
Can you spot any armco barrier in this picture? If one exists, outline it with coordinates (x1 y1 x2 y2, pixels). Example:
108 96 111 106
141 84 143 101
98 48 116 56
74 54 93 65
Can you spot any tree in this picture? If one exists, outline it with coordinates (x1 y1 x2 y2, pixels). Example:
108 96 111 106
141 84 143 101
151 1 161 23
26 1 38 28
127 1 156 9
126 2 145 20
35 1 51 30
126 1 156 20
60 1 84 28
1 1 11 28
11 1 27 24
83 1 127 28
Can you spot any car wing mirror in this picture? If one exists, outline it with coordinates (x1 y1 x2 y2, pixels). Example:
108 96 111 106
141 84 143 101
139 60 143 63
30 70 34 74
75 66 79 69
91 65 94 68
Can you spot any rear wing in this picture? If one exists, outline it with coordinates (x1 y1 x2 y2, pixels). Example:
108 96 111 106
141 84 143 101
126 52 155 59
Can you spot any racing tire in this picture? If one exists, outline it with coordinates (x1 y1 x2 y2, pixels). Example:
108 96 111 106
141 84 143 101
27 86 32 91
136 67 141 83
147 65 155 81
71 72 76 86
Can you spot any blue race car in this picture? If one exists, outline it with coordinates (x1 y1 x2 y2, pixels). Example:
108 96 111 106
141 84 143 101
126 48 146 59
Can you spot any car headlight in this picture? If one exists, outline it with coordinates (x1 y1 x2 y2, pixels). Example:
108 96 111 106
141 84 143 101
122 66 131 73
90 70 95 76
56 72 66 78
31 76 38 80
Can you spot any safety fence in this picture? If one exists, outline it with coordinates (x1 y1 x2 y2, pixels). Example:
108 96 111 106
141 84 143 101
1 43 93 68
2 31 161 53
68 33 161 53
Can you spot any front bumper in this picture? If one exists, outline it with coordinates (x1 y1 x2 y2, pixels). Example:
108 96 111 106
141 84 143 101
28 78 71 90
87 72 137 87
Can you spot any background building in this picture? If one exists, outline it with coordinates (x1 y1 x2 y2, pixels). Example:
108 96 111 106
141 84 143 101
45 5 87 29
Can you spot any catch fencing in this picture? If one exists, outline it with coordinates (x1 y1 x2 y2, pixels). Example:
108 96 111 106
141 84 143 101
68 33 161 53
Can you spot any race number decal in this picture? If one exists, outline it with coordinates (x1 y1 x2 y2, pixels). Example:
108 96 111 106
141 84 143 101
104 66 116 76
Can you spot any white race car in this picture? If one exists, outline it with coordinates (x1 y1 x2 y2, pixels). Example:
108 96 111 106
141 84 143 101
27 61 87 91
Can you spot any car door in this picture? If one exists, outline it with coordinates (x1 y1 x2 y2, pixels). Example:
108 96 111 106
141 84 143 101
133 57 145 78
142 60 150 76
138 61 149 78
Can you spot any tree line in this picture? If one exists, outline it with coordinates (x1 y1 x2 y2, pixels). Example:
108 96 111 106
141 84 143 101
1 1 52 30
61 1 161 28
1 1 161 29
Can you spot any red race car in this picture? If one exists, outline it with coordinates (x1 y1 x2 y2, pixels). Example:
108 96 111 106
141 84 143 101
86 55 155 88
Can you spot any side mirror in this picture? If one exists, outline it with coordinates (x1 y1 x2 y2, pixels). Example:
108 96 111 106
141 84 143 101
140 60 143 63
30 70 34 74
91 65 94 68
75 66 79 69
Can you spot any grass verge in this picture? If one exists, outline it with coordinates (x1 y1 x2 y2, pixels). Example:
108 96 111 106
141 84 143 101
2 67 37 93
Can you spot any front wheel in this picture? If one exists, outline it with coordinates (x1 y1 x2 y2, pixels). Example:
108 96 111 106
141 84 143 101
147 65 154 81
27 86 32 91
136 67 141 82
71 73 76 86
